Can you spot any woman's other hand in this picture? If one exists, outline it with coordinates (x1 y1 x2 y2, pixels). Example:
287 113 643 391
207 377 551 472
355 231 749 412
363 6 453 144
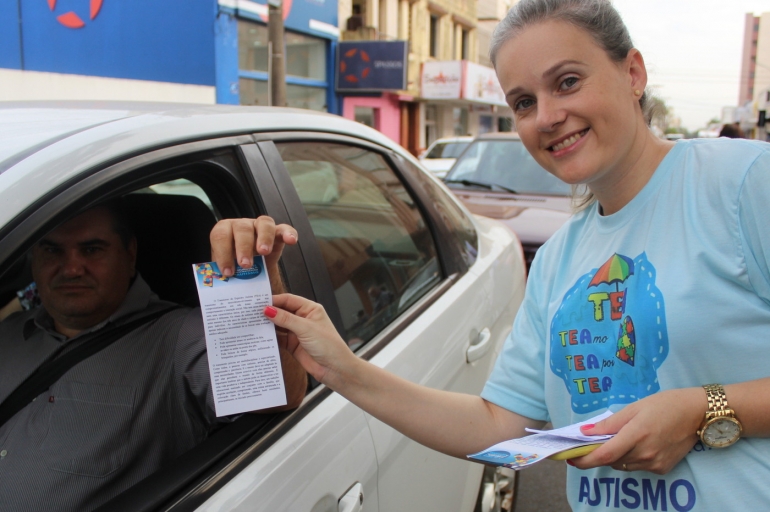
265 293 356 385
570 387 706 474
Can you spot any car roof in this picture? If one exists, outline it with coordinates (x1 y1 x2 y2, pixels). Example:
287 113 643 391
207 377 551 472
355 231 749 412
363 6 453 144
429 136 474 145
474 132 521 141
0 101 411 228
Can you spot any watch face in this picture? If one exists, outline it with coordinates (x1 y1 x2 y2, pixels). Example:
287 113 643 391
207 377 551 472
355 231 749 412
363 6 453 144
702 418 742 448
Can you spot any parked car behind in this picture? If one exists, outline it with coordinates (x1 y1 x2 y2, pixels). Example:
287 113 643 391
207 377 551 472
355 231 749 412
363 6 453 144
419 135 473 178
0 102 526 512
444 132 573 269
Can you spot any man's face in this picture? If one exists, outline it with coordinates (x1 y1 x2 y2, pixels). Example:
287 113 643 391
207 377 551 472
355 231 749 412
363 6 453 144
31 207 136 333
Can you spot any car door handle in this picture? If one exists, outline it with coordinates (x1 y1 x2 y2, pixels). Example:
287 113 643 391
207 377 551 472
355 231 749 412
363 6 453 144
338 482 364 512
466 328 492 363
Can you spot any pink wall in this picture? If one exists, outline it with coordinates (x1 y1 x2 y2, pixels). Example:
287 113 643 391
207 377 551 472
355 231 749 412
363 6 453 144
342 94 401 143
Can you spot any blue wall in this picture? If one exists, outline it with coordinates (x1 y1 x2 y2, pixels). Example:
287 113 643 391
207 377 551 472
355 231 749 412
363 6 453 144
4 0 217 86
0 2 22 69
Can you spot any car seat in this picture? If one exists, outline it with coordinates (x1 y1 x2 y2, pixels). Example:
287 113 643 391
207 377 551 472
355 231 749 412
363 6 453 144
122 194 217 307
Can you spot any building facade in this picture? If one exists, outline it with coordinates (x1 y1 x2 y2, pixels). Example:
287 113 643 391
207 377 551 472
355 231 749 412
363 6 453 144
338 0 511 154
0 0 340 113
739 11 770 139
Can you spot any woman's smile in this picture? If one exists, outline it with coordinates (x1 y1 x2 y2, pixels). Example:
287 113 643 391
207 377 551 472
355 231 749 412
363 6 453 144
547 128 590 155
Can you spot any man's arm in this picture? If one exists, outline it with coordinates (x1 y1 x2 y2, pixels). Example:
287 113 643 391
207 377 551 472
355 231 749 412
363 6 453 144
209 217 308 411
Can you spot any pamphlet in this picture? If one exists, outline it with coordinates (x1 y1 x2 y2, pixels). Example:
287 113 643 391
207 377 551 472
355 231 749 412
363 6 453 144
192 257 286 416
468 411 614 470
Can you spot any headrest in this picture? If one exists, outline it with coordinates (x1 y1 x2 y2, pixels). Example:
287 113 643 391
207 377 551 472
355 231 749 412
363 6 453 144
122 193 216 307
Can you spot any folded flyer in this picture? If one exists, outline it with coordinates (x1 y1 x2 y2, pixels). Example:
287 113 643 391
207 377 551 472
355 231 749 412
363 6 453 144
192 257 286 416
468 411 614 470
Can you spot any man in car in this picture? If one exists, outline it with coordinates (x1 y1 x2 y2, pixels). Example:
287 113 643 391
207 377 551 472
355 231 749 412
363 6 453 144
0 200 307 512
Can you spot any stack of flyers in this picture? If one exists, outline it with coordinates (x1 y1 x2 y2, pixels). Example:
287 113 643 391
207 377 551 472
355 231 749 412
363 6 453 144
468 411 615 470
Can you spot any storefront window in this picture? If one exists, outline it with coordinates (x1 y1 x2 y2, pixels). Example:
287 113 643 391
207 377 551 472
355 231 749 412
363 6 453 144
240 79 327 111
238 20 326 81
285 31 326 81
479 115 493 134
498 116 513 132
238 21 269 73
354 107 377 128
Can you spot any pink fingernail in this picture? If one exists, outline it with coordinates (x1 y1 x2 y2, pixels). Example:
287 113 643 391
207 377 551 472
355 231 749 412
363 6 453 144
260 244 270 253
264 306 277 318
581 423 595 430
566 460 576 467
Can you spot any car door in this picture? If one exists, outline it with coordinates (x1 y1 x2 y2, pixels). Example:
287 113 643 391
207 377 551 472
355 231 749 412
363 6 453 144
260 136 525 512
180 142 381 512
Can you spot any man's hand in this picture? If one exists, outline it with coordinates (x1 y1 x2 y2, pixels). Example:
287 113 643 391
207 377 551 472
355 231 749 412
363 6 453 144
210 217 298 293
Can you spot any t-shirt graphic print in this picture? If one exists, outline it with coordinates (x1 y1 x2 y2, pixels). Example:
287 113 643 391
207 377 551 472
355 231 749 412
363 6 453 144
550 252 669 413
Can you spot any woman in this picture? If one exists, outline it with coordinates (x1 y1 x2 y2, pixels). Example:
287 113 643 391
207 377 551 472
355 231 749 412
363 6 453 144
264 0 770 509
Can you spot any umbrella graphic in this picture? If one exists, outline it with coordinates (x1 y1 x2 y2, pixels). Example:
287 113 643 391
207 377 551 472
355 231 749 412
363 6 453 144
588 253 634 291
588 254 636 367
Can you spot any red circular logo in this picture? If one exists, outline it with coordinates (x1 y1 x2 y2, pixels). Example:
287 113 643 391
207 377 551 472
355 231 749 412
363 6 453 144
47 0 103 29
340 48 371 84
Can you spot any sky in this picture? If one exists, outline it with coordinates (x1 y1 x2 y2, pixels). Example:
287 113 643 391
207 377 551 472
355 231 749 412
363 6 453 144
612 0 770 131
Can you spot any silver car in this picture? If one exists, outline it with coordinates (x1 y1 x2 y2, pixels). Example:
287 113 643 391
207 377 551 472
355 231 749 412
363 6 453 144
0 102 525 512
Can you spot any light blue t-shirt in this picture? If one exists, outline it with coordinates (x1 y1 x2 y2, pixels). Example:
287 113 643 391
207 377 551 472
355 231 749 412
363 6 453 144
482 138 770 512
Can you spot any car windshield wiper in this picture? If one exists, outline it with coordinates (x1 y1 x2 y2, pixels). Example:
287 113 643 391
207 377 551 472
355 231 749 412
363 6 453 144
444 179 493 190
445 179 518 194
489 183 518 194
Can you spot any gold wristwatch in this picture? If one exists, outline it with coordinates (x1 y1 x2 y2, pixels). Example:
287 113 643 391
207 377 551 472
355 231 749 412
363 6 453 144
697 384 742 448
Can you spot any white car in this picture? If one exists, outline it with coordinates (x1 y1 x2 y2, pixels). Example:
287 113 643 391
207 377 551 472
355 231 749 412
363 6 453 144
0 102 526 512
419 136 473 178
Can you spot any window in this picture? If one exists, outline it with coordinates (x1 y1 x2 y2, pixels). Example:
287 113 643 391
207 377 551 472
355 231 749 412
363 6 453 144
285 31 327 81
479 115 493 134
277 142 440 349
461 29 469 60
239 79 327 111
354 106 378 128
237 19 328 111
429 15 439 58
398 158 478 268
238 21 269 73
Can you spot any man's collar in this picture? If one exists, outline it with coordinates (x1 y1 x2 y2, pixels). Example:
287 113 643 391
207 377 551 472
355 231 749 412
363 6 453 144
24 274 157 341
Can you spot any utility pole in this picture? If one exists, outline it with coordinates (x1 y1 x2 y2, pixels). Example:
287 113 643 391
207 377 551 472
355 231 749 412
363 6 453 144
268 0 286 107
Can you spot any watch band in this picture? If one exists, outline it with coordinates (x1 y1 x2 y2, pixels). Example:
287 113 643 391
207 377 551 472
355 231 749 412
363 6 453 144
702 383 734 420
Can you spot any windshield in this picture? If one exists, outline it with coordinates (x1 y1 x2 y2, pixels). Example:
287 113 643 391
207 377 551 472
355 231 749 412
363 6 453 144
445 139 572 196
425 141 470 159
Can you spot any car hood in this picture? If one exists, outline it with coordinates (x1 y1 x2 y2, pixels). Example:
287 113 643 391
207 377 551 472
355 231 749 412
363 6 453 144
450 189 572 245
420 158 456 173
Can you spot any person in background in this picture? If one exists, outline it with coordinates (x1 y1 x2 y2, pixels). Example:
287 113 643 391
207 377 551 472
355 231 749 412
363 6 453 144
719 122 744 139
260 0 770 510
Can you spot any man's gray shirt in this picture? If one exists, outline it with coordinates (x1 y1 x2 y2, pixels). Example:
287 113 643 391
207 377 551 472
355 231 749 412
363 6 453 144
0 276 230 512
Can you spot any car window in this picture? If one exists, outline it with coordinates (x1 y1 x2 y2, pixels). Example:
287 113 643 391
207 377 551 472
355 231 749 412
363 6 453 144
446 139 572 196
426 141 469 159
277 142 441 350
147 178 214 210
399 158 478 268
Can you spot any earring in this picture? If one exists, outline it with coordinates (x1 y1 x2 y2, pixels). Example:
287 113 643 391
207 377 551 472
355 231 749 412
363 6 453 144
634 89 642 96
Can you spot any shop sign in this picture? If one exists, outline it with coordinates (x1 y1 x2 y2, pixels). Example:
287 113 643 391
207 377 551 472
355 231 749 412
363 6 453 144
421 61 463 99
336 41 407 91
463 61 507 107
